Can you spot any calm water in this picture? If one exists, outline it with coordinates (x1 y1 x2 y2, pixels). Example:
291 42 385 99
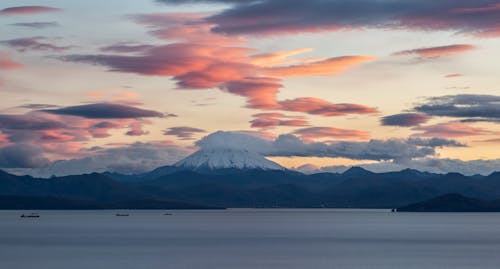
1 209 500 269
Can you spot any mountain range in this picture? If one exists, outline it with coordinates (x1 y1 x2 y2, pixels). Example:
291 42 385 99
1 148 499 209
2 166 500 209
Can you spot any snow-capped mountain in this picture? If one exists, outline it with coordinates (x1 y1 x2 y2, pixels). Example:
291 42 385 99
174 148 285 171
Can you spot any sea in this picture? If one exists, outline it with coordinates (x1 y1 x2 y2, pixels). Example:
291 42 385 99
1 209 500 269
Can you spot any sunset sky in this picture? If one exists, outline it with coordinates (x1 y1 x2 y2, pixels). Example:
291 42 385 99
1 0 499 176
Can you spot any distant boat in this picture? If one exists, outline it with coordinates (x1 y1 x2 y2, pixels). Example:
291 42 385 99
115 213 129 216
163 213 173 216
20 213 40 218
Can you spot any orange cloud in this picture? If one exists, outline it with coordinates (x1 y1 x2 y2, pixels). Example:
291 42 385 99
264 56 375 77
113 92 140 99
250 48 313 67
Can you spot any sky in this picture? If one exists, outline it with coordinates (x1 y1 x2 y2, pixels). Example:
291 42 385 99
0 0 499 176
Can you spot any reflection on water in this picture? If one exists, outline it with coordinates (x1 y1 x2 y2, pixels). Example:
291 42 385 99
1 209 500 269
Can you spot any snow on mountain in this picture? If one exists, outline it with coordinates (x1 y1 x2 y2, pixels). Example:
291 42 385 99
174 148 285 171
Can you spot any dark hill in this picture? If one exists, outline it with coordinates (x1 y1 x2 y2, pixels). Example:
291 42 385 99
397 193 500 212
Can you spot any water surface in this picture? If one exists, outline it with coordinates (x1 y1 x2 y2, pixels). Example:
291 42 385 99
1 209 500 269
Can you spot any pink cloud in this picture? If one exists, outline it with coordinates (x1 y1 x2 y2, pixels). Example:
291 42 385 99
222 77 281 109
250 112 309 129
394 44 476 58
62 12 378 119
0 6 61 15
445 73 464 78
0 52 23 70
292 127 370 141
413 122 492 138
279 97 378 116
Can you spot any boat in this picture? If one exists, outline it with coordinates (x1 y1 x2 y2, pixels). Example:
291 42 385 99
115 213 129 216
163 213 173 216
20 213 40 218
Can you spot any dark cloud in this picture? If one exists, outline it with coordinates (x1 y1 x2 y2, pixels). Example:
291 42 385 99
42 103 165 119
170 0 500 37
9 22 59 28
393 44 476 58
0 114 66 130
10 142 190 177
17 103 60 110
0 6 61 15
0 144 50 168
407 137 466 147
196 131 464 162
100 44 156 53
415 94 500 121
381 113 431 126
0 37 72 52
164 126 206 140
300 158 500 176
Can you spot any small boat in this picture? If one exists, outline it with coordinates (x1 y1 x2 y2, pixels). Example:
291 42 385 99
21 213 40 218
163 213 173 216
115 213 129 216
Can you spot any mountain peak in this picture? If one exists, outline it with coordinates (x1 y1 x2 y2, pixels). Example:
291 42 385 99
342 166 373 176
174 148 285 172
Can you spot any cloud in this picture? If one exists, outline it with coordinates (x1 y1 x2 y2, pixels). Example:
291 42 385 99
222 77 281 109
445 73 464 78
413 122 491 138
0 52 23 70
292 127 369 141
42 103 165 119
250 48 313 67
0 144 50 168
381 113 431 127
10 142 190 177
279 97 378 116
164 126 206 140
1 37 72 52
0 113 66 130
100 43 156 53
196 131 463 162
17 104 60 110
414 94 500 122
157 0 500 38
0 6 61 15
63 43 255 88
307 158 500 176
60 12 378 118
407 137 466 147
393 44 476 58
264 56 376 77
0 103 170 160
250 112 309 128
9 22 59 28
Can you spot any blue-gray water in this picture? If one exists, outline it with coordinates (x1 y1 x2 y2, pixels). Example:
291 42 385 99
1 209 500 269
